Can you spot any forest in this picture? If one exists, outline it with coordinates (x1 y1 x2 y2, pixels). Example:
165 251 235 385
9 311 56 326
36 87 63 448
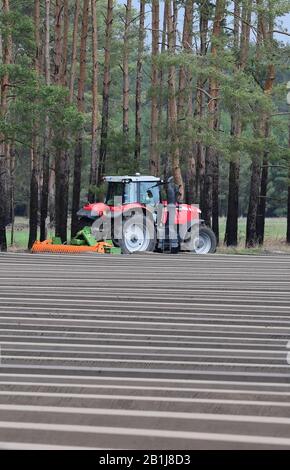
0 0 290 252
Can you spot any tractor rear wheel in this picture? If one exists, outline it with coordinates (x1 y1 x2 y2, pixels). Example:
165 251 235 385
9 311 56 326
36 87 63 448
117 214 156 254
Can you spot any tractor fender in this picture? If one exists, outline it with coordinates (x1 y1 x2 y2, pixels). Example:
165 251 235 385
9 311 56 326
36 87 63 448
178 219 200 242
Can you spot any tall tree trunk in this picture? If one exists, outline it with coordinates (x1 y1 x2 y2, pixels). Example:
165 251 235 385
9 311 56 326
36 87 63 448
69 0 81 103
49 0 63 228
88 0 99 203
225 0 241 247
211 153 219 241
0 133 8 249
225 0 252 246
172 0 178 48
177 0 194 203
71 0 90 237
54 0 63 85
122 0 131 153
246 6 264 248
9 145 15 245
287 122 290 244
149 0 160 176
98 0 114 184
134 0 145 169
256 121 270 244
225 130 241 246
40 0 51 241
159 0 169 179
256 14 275 245
28 0 41 249
0 0 12 252
203 0 225 242
67 0 80 224
195 0 209 211
60 0 69 87
55 0 70 242
246 2 275 247
28 145 39 249
166 0 184 201
246 129 264 247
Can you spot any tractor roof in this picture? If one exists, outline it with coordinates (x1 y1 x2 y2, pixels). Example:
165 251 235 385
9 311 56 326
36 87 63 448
104 175 161 183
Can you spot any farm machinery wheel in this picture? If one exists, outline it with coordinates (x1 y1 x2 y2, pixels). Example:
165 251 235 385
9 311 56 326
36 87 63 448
117 214 156 254
195 226 217 254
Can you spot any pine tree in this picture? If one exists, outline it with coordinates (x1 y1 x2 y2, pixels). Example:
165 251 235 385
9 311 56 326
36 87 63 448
71 0 90 237
149 0 160 176
28 0 41 250
134 0 145 168
122 0 132 154
287 122 290 243
69 0 81 104
55 0 70 243
177 0 195 203
194 0 209 211
98 0 114 184
88 0 99 202
256 4 275 245
40 0 51 241
225 0 252 246
246 0 275 248
204 0 226 242
0 0 12 252
166 0 184 200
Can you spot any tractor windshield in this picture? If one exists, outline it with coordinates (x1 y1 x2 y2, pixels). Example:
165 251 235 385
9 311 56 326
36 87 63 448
139 182 160 206
105 180 160 206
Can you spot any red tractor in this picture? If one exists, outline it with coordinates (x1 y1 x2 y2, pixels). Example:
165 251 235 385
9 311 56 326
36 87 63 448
77 175 217 254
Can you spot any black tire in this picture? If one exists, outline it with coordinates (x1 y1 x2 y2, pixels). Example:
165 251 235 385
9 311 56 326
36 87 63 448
195 226 217 254
117 214 156 254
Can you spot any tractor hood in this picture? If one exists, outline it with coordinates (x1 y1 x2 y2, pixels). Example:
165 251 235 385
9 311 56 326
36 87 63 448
77 202 109 219
77 202 147 220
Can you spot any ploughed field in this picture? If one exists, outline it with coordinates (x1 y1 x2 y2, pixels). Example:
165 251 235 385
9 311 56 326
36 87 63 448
0 252 290 449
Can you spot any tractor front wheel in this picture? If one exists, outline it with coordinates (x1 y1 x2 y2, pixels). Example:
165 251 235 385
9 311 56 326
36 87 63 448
117 214 156 254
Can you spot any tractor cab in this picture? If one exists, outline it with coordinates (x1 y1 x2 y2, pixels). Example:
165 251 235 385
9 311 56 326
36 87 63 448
104 175 161 207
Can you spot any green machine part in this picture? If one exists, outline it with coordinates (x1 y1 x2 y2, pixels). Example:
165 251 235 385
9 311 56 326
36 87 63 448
71 239 87 246
71 226 97 247
104 245 122 255
52 237 62 245
82 228 99 247
70 227 121 253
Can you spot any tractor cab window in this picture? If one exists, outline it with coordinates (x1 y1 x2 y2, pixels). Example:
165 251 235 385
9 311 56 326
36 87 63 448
105 181 138 206
139 182 160 206
124 182 138 204
106 182 123 206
